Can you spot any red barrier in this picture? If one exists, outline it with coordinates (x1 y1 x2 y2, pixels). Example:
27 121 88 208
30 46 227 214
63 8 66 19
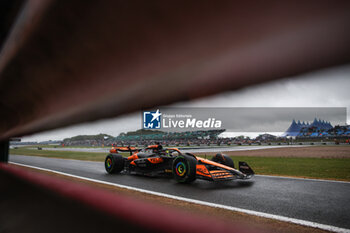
0 163 259 233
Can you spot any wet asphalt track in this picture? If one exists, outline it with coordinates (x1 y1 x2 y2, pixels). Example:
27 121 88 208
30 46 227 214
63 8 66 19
10 155 350 230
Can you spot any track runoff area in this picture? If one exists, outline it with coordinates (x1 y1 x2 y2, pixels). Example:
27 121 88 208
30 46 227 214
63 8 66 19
9 146 350 233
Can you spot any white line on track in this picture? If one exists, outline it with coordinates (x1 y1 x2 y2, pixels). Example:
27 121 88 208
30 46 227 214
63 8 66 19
256 174 350 184
10 162 350 233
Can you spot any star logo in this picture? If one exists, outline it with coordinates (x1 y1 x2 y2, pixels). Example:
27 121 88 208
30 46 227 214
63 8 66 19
150 109 162 122
143 109 162 129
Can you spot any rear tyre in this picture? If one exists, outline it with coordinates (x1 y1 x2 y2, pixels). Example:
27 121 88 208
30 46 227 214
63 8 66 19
105 154 124 174
172 155 197 183
211 153 234 168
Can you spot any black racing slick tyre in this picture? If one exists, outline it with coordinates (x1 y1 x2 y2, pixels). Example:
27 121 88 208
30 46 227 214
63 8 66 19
211 153 234 168
172 155 197 183
105 154 124 174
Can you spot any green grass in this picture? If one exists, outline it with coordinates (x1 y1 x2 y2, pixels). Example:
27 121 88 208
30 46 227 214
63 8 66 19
17 145 106 149
10 148 350 181
10 148 108 161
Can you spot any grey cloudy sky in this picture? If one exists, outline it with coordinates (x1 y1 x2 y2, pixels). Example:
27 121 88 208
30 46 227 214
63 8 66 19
22 65 350 142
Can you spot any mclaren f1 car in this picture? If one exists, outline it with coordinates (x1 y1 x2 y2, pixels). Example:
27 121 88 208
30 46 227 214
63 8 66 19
105 144 254 183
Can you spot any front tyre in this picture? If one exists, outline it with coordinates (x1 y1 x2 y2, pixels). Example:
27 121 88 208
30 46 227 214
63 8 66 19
172 155 197 183
105 154 124 174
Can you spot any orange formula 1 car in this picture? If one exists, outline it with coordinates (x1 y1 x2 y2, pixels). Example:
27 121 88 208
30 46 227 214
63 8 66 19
105 144 254 183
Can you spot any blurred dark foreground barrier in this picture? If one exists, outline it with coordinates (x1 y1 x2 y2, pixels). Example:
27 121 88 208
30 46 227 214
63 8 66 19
0 1 349 232
0 0 349 140
0 163 258 233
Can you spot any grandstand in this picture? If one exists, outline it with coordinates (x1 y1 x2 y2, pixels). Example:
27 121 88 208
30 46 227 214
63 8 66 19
61 121 349 147
284 118 350 138
116 129 224 140
59 129 232 147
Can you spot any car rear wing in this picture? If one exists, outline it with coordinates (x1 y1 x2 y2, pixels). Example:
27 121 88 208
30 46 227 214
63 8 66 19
110 146 141 155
